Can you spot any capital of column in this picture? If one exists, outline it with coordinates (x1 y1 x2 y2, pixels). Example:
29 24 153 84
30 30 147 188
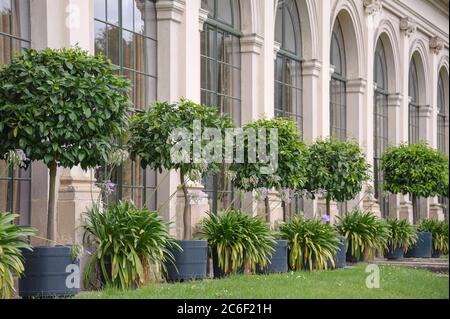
156 0 185 23
363 0 383 16
400 17 417 37
346 78 367 94
273 41 281 60
429 36 444 55
418 104 432 118
199 7 209 31
303 59 322 78
241 34 264 55
387 93 402 107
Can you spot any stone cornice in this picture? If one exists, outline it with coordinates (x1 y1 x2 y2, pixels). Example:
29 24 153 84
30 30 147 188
346 78 367 94
363 0 383 16
155 0 185 23
198 8 209 31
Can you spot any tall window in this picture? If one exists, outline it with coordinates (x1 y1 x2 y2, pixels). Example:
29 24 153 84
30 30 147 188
94 0 157 209
330 18 347 141
201 0 241 213
0 0 31 223
274 0 303 217
408 57 421 222
437 70 448 219
373 40 389 218
408 58 420 144
274 0 302 132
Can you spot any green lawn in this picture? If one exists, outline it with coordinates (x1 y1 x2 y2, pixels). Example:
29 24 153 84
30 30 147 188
76 264 448 299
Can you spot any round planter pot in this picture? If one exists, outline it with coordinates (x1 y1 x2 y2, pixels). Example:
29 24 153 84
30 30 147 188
345 240 364 263
432 250 441 258
384 244 404 260
165 240 208 281
405 232 432 258
19 246 79 298
256 240 288 274
211 249 244 278
333 236 347 268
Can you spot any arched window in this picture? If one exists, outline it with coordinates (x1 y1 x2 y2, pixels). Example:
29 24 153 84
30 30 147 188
408 58 419 144
274 0 302 131
201 0 241 213
330 18 347 141
373 39 389 218
94 0 157 209
0 0 31 224
274 0 303 218
408 56 421 222
437 69 448 219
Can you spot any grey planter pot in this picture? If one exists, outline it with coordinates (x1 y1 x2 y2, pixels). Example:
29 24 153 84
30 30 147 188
405 232 432 258
333 236 347 268
256 240 288 274
211 248 244 278
19 246 79 298
384 244 404 260
165 240 208 281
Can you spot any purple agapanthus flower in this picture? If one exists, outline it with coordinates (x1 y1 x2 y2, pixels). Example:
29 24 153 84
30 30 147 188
321 214 331 224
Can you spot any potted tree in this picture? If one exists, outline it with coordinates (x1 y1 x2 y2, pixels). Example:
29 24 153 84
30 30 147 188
128 99 234 281
381 142 448 258
0 47 131 297
304 138 370 264
229 118 308 273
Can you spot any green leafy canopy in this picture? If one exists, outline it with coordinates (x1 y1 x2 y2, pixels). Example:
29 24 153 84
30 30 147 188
305 138 370 202
0 47 131 169
381 142 449 197
127 99 234 179
229 117 308 192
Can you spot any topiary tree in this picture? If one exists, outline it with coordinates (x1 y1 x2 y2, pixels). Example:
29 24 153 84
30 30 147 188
305 138 370 218
381 142 449 221
0 47 131 242
127 99 234 240
229 118 308 222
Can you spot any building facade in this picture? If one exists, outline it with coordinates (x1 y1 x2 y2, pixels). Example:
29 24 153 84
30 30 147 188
0 0 448 244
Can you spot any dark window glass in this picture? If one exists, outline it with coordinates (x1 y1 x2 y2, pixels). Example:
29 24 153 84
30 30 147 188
0 0 31 223
437 71 449 220
373 40 389 218
94 0 157 209
201 0 241 213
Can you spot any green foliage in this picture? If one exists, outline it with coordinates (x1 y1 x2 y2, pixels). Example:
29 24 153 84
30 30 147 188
199 210 276 274
418 219 449 255
385 218 417 252
0 212 35 299
128 99 234 179
229 117 308 191
83 201 179 290
335 210 390 260
305 138 370 202
279 216 339 271
381 142 449 197
0 47 131 169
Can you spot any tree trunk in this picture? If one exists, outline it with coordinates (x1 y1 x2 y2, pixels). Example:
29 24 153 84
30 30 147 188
282 200 286 221
264 195 270 223
180 172 191 240
326 197 331 224
47 161 59 244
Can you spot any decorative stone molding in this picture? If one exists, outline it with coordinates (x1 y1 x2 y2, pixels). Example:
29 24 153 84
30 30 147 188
429 36 444 54
302 59 321 78
273 41 281 60
346 78 367 94
399 17 417 37
387 93 402 108
199 7 209 31
155 0 185 23
363 0 383 15
429 202 445 221
418 104 432 118
241 33 264 55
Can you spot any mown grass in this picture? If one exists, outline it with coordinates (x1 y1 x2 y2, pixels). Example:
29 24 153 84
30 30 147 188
76 264 448 299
